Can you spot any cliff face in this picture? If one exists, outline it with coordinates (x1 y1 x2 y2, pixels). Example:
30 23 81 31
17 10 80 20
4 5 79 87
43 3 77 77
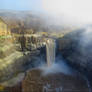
22 69 89 92
57 28 92 80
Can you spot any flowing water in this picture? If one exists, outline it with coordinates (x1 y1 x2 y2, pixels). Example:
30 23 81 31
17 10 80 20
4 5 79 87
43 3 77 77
46 39 56 67
45 38 92 92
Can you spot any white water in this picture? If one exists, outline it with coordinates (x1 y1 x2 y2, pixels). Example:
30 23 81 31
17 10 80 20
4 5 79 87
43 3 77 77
46 39 56 67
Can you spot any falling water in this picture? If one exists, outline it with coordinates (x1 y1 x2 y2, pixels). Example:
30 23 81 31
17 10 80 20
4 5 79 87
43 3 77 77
46 39 56 67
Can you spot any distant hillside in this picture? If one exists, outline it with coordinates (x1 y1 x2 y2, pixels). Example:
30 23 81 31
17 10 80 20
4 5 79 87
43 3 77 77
0 10 77 33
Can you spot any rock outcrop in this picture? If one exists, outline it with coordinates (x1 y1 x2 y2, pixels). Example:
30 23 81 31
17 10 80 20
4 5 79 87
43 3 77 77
22 69 89 92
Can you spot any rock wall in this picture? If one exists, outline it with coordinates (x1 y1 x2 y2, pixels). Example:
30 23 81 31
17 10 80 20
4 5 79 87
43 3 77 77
22 69 89 92
57 29 92 85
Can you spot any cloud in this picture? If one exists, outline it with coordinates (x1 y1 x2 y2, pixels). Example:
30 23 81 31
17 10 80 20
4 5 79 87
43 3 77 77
42 0 92 23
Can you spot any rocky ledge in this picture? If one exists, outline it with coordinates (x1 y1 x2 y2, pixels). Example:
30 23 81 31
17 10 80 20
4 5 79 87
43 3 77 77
22 68 89 92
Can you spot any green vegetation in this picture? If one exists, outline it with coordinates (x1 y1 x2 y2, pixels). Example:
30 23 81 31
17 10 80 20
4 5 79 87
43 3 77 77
0 35 12 39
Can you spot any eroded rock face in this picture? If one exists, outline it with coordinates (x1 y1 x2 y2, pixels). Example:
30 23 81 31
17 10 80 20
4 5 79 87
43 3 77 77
22 69 89 92
57 29 92 79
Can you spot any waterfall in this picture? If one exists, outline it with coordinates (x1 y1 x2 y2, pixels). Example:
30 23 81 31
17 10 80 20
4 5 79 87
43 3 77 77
46 39 56 67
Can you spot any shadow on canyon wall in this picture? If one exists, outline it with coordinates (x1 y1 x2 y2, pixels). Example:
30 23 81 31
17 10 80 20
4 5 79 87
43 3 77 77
57 27 92 86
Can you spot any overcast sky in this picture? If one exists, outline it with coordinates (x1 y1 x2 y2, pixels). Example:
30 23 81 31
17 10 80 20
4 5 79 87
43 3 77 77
0 0 92 23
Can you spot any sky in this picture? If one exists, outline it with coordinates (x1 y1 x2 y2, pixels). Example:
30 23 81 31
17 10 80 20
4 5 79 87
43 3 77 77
0 0 92 23
42 0 92 23
0 0 43 11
